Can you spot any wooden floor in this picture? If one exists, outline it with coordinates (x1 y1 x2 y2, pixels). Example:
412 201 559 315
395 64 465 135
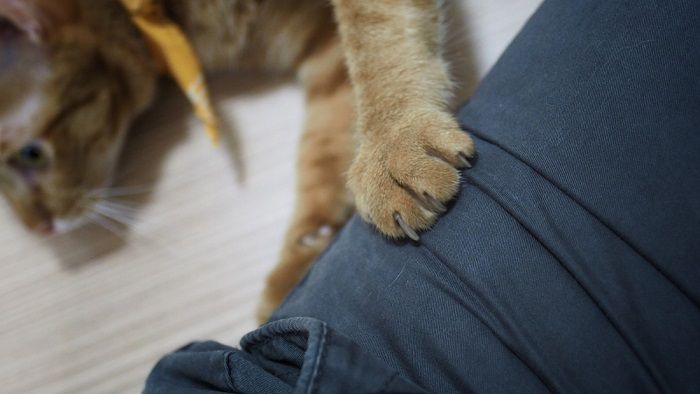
0 1 541 392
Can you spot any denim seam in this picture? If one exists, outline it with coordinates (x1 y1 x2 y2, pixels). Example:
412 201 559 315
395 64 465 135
377 372 401 393
415 241 555 393
246 332 304 352
244 333 324 389
462 125 700 310
223 351 237 392
244 319 313 351
224 350 299 391
306 322 327 394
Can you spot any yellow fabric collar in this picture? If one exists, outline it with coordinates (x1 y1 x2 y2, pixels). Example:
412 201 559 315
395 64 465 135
120 0 220 144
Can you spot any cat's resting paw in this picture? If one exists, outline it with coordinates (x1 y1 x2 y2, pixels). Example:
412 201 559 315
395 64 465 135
257 222 340 325
349 111 475 240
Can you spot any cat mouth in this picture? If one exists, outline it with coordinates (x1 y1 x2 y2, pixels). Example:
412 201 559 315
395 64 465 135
53 216 90 234
28 201 54 235
27 201 82 236
28 212 90 235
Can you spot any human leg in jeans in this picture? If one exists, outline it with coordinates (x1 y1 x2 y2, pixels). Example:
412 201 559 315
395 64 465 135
146 1 700 392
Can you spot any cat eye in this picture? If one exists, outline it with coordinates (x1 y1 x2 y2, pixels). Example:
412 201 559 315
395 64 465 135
0 18 20 39
12 142 50 170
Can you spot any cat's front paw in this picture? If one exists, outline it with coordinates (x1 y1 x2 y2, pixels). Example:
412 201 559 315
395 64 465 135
349 111 475 240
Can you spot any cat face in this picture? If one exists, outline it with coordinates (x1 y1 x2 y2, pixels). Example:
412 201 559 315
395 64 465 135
0 0 155 234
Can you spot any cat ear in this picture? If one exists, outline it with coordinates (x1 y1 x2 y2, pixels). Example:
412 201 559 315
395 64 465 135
0 0 76 43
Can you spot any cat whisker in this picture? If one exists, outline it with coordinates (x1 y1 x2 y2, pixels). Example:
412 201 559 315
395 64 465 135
41 184 153 200
91 202 137 227
91 211 135 229
87 206 180 260
85 211 130 242
43 189 85 198
89 185 154 198
98 199 139 214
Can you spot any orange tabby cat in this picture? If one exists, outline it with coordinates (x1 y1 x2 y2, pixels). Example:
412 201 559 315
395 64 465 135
0 0 475 323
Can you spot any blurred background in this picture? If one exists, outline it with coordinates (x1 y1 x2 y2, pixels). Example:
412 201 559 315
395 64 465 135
0 1 541 392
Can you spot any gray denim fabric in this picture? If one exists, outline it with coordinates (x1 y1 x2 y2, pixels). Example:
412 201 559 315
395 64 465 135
145 318 424 393
145 0 700 392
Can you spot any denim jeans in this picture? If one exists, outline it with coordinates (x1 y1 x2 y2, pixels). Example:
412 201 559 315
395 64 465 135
145 1 700 392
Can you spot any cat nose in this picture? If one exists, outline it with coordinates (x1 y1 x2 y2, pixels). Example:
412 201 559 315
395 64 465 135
32 219 54 235
26 201 55 235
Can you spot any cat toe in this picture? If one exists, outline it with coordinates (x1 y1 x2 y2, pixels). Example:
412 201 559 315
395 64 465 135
350 112 476 241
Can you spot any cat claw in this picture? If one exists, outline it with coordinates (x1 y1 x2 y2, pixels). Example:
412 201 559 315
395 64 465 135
457 152 473 168
423 192 446 213
393 212 420 242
